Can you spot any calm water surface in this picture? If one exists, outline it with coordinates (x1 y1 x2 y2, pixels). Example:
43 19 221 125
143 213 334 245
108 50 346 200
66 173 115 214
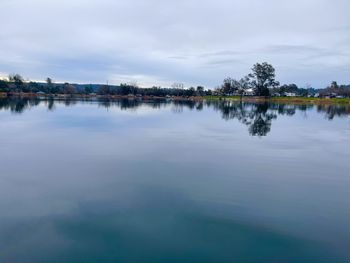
0 98 349 262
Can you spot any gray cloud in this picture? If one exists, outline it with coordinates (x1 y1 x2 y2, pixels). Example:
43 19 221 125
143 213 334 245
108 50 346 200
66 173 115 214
0 0 349 88
204 58 246 67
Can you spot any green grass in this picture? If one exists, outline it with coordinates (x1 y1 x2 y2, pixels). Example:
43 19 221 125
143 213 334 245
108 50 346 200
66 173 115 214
204 96 350 104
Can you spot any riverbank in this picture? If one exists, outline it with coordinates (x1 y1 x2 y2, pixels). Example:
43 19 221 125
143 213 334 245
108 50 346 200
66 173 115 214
205 96 350 105
0 92 204 102
1 92 350 105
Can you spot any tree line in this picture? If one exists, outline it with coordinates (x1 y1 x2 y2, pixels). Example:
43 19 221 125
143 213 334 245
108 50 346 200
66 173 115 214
0 63 349 97
0 74 212 97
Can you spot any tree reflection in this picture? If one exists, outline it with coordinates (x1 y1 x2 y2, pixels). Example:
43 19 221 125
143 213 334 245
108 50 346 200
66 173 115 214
316 104 350 120
1 98 349 136
0 97 41 114
207 101 278 136
47 98 55 111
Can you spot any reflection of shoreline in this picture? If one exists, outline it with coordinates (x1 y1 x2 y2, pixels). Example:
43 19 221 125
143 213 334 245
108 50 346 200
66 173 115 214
1 98 349 136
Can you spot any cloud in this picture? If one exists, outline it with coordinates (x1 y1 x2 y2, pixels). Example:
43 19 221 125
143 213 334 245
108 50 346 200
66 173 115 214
0 0 349 88
205 58 246 67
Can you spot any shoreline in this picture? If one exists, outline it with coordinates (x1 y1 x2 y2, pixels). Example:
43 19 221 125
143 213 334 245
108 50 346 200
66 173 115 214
1 92 350 105
205 96 350 105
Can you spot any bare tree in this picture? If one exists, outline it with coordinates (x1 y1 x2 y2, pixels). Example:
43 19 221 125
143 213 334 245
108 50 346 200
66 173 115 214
172 82 184 96
172 82 184 89
63 83 77 95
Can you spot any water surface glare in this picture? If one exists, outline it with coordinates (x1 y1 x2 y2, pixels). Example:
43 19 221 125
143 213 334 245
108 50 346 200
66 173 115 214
0 98 350 262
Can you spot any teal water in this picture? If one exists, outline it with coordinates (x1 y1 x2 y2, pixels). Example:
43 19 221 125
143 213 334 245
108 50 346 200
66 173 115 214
0 98 349 262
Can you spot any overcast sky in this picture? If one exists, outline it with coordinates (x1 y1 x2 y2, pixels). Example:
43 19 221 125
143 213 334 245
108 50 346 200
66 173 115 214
0 0 349 88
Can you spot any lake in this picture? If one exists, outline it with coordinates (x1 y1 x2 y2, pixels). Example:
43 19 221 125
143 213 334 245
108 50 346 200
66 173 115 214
0 98 349 262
